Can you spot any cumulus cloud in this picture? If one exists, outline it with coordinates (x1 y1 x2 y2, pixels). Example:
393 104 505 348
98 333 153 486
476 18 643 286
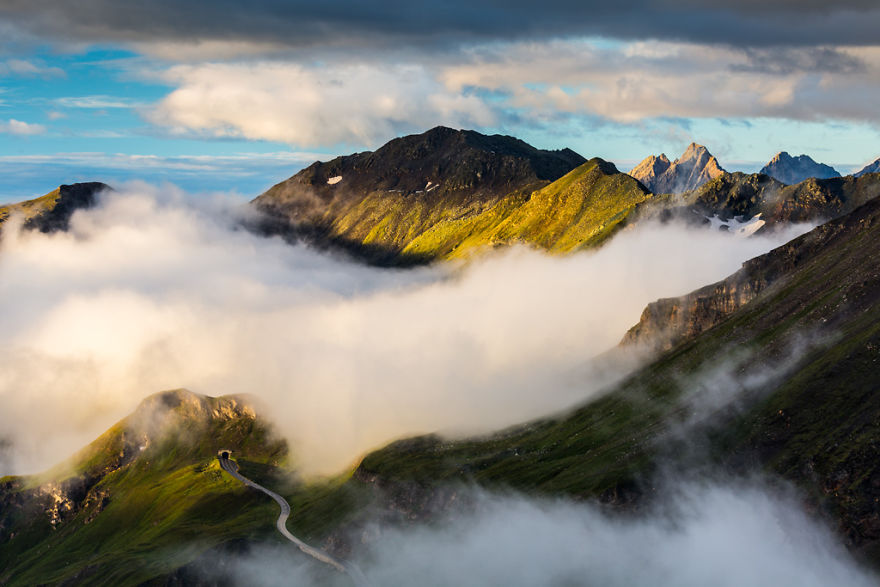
211 481 877 587
0 185 811 475
147 62 495 147
0 118 45 135
139 40 880 148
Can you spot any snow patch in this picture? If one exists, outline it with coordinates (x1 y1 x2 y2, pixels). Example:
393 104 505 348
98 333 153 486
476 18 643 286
327 176 342 185
705 213 765 237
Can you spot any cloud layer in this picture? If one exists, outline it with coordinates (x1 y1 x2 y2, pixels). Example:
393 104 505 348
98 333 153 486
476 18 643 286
2 1 880 50
214 481 877 586
0 185 810 475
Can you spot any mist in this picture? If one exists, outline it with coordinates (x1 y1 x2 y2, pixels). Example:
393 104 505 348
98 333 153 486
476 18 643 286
209 480 878 587
0 183 813 474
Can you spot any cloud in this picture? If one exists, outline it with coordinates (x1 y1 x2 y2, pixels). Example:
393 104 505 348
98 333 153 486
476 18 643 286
441 40 880 125
210 481 877 587
0 118 46 135
0 58 65 78
55 95 144 109
0 185 811 475
147 62 495 147
1 1 880 53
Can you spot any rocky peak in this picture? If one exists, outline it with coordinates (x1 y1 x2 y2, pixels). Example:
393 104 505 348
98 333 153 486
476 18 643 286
760 151 840 185
630 143 725 194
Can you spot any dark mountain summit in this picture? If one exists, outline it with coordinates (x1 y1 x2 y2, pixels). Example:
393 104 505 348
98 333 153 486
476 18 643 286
760 151 840 185
255 125 585 214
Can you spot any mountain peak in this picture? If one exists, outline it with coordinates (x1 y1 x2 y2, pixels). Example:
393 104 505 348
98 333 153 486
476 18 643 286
855 157 880 177
630 143 725 194
760 152 840 185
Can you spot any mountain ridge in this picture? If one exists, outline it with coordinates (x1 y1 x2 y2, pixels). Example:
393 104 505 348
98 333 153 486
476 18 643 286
760 151 841 185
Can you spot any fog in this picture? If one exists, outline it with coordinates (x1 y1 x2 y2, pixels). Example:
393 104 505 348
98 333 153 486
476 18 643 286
210 480 877 587
0 184 812 474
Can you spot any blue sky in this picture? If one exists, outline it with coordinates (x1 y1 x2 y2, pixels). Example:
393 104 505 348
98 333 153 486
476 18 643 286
1 2 879 203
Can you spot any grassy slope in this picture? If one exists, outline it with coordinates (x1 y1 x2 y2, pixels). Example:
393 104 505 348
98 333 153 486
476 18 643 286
0 392 366 585
0 188 61 224
353 196 880 561
328 159 652 262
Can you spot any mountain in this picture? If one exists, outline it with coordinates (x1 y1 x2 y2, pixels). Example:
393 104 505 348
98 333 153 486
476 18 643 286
855 158 880 177
643 171 880 229
253 127 657 264
760 151 840 185
629 143 725 194
0 389 359 586
0 182 109 233
352 194 880 564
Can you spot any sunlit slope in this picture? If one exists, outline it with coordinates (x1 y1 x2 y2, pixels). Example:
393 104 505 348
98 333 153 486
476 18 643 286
256 154 652 263
0 182 109 232
353 195 880 564
403 159 653 258
0 390 362 586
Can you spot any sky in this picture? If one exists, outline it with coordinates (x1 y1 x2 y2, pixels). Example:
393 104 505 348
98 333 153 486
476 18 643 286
0 1 880 201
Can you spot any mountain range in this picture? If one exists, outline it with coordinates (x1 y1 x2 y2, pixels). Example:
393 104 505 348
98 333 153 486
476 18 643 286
2 127 880 583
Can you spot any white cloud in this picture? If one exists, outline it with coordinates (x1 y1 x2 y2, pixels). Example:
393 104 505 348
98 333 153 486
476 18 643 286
0 58 65 78
55 95 143 109
215 482 876 587
0 185 811 475
147 61 495 146
0 118 46 135
441 40 880 124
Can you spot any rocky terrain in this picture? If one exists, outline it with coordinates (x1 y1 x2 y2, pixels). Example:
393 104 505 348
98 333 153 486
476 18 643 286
760 151 840 185
629 143 725 194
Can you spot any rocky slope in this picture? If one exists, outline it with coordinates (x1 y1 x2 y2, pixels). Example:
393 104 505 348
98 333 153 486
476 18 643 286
253 127 659 264
855 159 880 177
659 171 880 229
760 151 840 185
629 143 725 194
0 182 109 232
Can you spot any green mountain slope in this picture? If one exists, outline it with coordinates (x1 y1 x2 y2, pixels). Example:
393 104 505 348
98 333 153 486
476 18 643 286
351 194 880 563
252 127 652 264
0 390 364 586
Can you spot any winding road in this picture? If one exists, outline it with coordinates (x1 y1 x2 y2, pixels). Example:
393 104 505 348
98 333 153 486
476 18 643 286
218 453 369 586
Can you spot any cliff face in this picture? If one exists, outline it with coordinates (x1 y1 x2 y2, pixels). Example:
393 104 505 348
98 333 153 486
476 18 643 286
623 191 880 351
760 151 840 185
630 143 725 194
